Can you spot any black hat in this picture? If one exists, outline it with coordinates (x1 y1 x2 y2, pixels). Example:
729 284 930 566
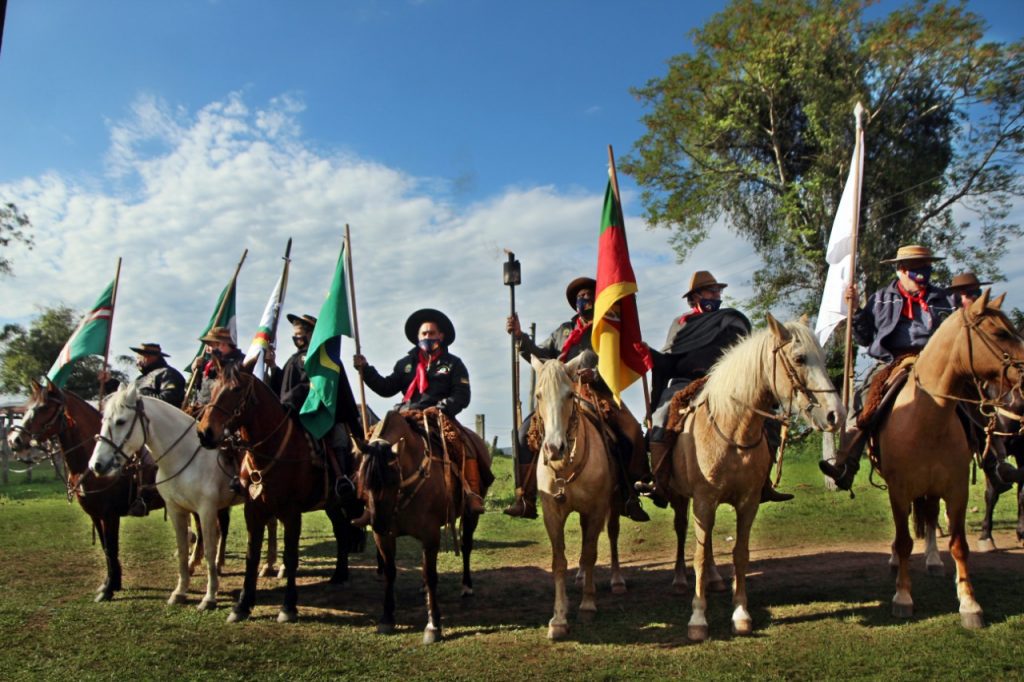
129 343 170 357
565 276 597 308
404 308 456 346
286 313 318 329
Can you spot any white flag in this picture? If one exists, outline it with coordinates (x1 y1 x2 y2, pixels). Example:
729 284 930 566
244 269 288 380
815 105 865 347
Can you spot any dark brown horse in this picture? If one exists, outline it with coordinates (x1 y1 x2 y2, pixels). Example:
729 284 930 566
357 410 492 643
196 362 363 624
975 388 1024 551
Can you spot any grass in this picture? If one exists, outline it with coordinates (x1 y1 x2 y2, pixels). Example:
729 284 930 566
1 437 1022 681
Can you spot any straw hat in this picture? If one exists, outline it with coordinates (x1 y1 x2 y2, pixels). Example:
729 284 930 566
948 272 991 293
129 343 170 357
682 271 727 299
564 277 597 308
881 244 944 264
285 313 318 329
199 326 235 346
405 309 456 346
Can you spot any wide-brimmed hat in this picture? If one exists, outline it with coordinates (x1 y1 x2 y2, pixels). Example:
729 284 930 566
286 313 318 330
199 326 236 346
565 277 597 308
129 343 170 357
682 271 727 299
405 309 456 346
881 244 945 264
948 272 992 293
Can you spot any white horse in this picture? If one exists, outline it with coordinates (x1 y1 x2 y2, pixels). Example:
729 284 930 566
89 384 237 610
530 353 624 641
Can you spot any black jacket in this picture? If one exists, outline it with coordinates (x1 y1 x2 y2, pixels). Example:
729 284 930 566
278 350 310 413
517 317 594 365
363 347 470 417
134 359 186 406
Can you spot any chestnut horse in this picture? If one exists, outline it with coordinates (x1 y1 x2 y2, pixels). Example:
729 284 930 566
358 409 492 643
528 353 624 641
665 316 843 641
873 291 1024 628
196 362 364 624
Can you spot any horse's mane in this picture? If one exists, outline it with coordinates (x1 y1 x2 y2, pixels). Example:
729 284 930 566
103 383 137 420
218 361 245 390
363 412 417 493
535 359 572 397
701 320 824 422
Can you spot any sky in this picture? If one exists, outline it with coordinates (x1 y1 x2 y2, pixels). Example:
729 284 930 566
1 1 1022 444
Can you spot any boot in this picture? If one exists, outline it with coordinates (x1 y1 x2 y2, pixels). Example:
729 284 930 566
623 493 650 522
995 461 1024 486
818 426 865 491
463 457 486 514
981 449 1024 490
350 506 372 528
644 428 677 509
503 463 538 519
760 478 794 503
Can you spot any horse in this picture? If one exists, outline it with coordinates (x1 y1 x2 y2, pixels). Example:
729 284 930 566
89 383 237 610
975 389 1024 552
664 315 843 641
357 408 492 643
528 353 626 641
871 290 1024 628
195 361 364 623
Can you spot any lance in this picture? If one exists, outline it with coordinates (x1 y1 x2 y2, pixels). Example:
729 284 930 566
344 225 371 438
96 257 122 407
504 250 523 484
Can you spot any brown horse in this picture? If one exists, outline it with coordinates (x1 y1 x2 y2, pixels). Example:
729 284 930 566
357 409 492 643
975 387 1024 552
196 362 363 624
874 290 1024 628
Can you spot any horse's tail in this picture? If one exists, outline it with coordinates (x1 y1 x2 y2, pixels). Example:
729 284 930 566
912 495 940 539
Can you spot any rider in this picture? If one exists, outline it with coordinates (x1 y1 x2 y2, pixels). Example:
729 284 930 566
948 272 992 310
819 245 958 490
505 276 652 523
353 308 485 514
648 271 792 503
189 326 246 492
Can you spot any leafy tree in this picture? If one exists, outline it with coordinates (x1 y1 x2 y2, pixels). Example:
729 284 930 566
622 0 1023 317
0 202 33 276
0 306 127 400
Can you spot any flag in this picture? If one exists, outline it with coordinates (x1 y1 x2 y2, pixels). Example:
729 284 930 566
592 179 652 404
189 277 238 368
243 267 288 380
47 279 115 387
300 243 355 439
815 108 865 347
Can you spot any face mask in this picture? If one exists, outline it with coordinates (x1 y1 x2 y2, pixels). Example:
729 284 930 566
292 334 309 350
418 338 440 353
576 296 594 320
699 298 722 313
136 360 147 371
907 267 932 286
211 348 223 359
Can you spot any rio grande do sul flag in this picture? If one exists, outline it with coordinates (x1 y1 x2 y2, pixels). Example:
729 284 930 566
47 279 115 387
592 180 651 404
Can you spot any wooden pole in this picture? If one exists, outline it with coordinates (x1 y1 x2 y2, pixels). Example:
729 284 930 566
344 225 370 438
97 257 122 407
841 103 866 413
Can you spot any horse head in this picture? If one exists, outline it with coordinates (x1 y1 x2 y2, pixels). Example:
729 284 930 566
89 384 146 477
530 353 590 466
765 314 844 432
353 413 407 531
196 361 257 449
959 290 1024 394
8 379 62 452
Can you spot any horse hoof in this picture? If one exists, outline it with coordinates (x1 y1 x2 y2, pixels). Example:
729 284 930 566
197 599 217 612
891 601 913 619
732 619 753 636
377 622 395 635
277 609 298 624
461 586 474 598
687 624 709 642
708 579 729 594
578 608 596 623
277 566 286 580
976 538 996 553
926 563 945 577
547 624 570 641
226 610 249 624
94 591 114 603
423 626 441 644
167 593 188 606
960 611 984 629
611 582 627 595
258 564 273 578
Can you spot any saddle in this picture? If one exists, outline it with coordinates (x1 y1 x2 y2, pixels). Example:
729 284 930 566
857 354 917 431
399 410 495 488
666 376 709 432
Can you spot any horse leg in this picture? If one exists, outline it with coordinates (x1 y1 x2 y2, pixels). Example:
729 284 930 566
188 512 204 577
688 498 716 642
917 497 944 575
227 503 264 623
608 508 626 595
216 507 231 575
422 539 442 644
96 514 122 602
197 506 220 611
325 505 350 585
375 533 398 633
460 511 479 597
578 512 602 618
731 502 758 636
705 531 728 593
259 517 280 578
948 494 984 629
671 497 690 593
889 495 914 619
277 513 302 623
168 505 192 605
543 507 570 640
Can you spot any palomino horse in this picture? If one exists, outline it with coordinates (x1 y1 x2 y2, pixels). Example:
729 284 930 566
89 384 236 610
667 316 843 641
529 353 625 641
358 409 491 643
873 291 1023 628
196 362 364 624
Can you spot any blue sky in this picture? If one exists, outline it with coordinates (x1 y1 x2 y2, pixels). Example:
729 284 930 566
1 1 1022 440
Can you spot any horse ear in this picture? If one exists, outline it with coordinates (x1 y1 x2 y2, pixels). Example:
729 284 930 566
990 292 1006 310
970 288 991 317
766 313 792 343
530 356 546 375
351 437 365 457
799 313 810 326
391 437 404 456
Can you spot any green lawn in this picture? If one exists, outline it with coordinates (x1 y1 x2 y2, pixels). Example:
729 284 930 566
1 437 1022 681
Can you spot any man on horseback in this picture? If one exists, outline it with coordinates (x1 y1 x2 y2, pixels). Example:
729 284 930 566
353 308 485 514
505 276 652 522
820 245 961 490
190 326 245 407
948 272 991 311
647 271 793 503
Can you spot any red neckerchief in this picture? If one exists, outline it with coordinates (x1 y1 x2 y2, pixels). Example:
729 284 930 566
677 307 702 325
896 281 929 320
559 318 592 361
404 348 442 401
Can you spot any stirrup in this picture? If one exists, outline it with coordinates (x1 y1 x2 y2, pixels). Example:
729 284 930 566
503 497 537 519
819 460 856 492
334 475 355 499
127 498 148 517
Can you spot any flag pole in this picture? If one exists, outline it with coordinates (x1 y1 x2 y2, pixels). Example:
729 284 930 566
607 144 653 426
182 248 248 407
841 103 865 412
271 238 292 353
97 257 122 406
344 225 370 438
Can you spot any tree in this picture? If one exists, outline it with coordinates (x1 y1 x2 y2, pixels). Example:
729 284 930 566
0 306 127 400
0 202 33 276
622 0 1023 317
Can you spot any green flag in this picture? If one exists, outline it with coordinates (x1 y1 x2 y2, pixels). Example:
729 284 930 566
47 279 115 387
189 278 238 367
300 243 354 439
